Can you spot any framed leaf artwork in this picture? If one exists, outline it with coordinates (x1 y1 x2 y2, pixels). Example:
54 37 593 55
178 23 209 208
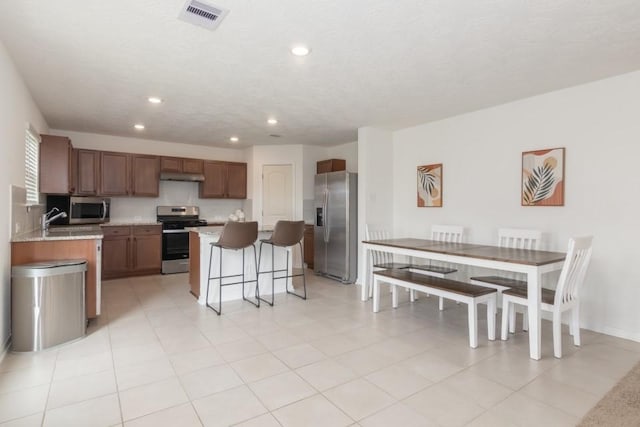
417 163 442 207
522 148 565 206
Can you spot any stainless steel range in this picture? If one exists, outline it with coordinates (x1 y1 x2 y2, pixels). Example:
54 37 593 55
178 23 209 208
157 206 207 274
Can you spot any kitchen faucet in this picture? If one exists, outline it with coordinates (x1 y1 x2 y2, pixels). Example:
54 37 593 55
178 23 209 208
41 207 68 230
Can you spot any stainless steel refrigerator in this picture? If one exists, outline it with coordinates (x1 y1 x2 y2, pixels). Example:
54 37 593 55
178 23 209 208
314 171 358 283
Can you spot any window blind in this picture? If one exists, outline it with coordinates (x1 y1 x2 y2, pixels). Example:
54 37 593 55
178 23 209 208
25 127 40 205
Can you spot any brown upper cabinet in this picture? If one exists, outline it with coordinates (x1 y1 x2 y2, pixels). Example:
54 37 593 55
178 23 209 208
131 155 160 197
40 134 74 195
317 159 346 174
99 152 159 197
160 156 204 174
200 161 247 199
75 149 100 196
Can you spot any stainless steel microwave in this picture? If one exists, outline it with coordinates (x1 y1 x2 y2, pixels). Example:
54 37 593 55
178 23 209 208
45 196 111 225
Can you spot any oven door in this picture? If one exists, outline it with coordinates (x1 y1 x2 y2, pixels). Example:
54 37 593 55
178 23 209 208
162 230 190 260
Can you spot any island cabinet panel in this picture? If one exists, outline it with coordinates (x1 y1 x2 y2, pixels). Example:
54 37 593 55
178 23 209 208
189 231 200 298
199 161 247 199
75 149 100 196
40 134 74 195
131 155 160 197
11 239 100 318
200 161 226 198
102 225 161 279
100 152 130 196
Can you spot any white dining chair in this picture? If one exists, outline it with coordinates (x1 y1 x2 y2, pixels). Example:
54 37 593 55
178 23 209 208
365 225 411 297
470 228 542 319
500 236 593 358
409 224 464 310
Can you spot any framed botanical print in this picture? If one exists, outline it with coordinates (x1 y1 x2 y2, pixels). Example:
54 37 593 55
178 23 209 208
417 163 442 207
522 148 565 206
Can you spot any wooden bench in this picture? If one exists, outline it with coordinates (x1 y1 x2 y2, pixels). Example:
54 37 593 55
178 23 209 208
373 269 497 348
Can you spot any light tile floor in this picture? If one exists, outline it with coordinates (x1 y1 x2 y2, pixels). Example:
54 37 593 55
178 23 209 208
1 272 639 426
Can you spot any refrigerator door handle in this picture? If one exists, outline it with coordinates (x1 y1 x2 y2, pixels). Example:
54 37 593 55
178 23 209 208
324 189 330 243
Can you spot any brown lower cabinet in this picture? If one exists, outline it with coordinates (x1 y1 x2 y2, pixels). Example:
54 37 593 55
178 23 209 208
304 224 314 269
102 225 161 279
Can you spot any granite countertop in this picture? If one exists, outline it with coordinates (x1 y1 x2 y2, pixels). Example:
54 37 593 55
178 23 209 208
187 225 274 235
12 226 104 242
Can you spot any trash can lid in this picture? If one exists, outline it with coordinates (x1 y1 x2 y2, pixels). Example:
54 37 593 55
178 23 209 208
13 259 87 270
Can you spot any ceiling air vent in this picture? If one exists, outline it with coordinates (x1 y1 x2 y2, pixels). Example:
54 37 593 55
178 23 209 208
178 0 229 31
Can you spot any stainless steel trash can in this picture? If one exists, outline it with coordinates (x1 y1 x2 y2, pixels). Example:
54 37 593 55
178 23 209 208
11 259 87 352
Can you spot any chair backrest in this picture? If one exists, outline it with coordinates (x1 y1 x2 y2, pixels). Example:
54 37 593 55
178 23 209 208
217 221 258 250
498 228 542 250
554 236 593 306
431 225 464 243
365 224 392 266
270 220 305 247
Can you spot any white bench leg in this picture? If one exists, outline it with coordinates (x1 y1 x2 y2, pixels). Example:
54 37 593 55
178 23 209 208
468 302 478 348
501 301 510 341
409 289 416 302
391 284 398 309
373 276 380 313
508 305 516 334
522 311 529 332
553 311 562 358
439 297 444 311
487 296 496 341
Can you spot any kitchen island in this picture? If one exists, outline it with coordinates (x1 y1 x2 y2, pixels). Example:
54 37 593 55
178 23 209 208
189 226 294 306
11 226 104 318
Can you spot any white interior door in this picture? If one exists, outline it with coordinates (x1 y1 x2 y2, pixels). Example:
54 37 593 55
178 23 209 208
262 164 293 229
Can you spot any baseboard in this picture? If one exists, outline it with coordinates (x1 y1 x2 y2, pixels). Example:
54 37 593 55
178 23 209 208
581 323 640 343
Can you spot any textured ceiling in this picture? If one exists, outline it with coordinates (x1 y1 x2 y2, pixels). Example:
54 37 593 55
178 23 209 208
1 0 640 147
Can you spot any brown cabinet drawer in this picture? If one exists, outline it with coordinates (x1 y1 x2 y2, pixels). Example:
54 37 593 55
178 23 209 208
102 226 131 237
133 225 161 235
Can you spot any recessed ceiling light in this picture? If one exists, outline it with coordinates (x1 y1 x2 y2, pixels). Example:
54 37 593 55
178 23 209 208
230 136 239 143
148 96 163 104
267 118 278 125
134 124 145 130
291 45 310 56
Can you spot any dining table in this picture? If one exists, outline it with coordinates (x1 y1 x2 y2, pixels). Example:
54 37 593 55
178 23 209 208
360 238 567 360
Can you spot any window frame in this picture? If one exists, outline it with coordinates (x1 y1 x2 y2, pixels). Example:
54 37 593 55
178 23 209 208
25 124 41 206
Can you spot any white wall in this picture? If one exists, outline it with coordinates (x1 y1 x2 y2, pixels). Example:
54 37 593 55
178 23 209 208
0 41 48 352
390 71 640 341
328 141 358 173
50 130 247 222
357 128 394 284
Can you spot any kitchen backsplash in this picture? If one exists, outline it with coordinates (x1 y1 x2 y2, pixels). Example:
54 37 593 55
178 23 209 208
10 185 45 236
110 180 247 222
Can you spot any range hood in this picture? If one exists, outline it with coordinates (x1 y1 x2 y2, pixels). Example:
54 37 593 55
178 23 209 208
160 172 205 182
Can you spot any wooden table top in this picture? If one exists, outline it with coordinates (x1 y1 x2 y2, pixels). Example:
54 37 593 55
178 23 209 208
363 238 566 266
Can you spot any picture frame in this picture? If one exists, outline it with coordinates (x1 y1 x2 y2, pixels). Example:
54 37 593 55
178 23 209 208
417 163 442 207
521 147 565 206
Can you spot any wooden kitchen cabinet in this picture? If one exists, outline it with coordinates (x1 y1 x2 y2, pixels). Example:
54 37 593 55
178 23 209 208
99 152 159 197
199 161 247 199
131 155 160 197
304 224 314 269
100 151 130 196
40 134 74 194
317 159 346 174
75 149 100 195
132 226 162 272
161 156 204 174
102 225 161 279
